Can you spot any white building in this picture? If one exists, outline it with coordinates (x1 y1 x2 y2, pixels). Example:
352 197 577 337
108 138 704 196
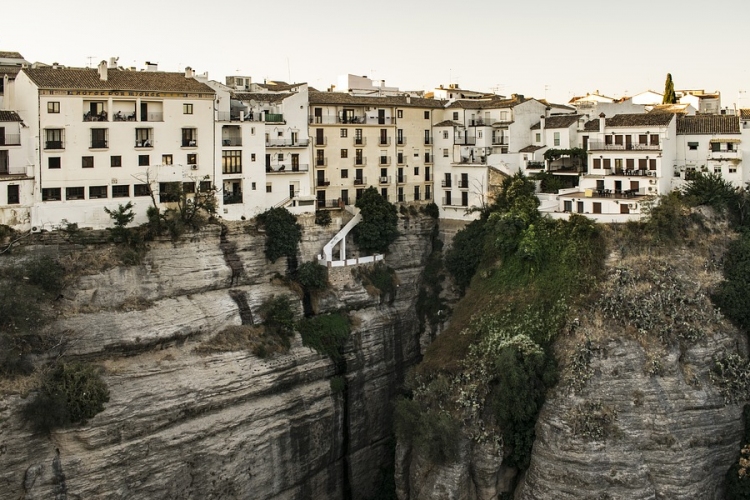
12 61 216 230
0 111 34 227
673 115 743 189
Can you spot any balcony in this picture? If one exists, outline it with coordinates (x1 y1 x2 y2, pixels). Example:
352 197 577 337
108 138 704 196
397 156 407 165
222 136 242 147
354 137 366 146
0 134 20 146
354 157 367 166
379 176 391 185
113 111 137 122
83 111 108 122
441 180 452 188
315 136 327 146
318 199 342 209
265 113 284 123
442 197 461 207
492 136 508 145
458 180 469 189
267 139 310 147
379 137 391 146
182 139 198 147
135 139 153 148
397 175 407 184
91 140 108 149
353 177 367 186
142 112 164 122
223 193 243 205
45 141 64 150
316 157 328 167
457 156 486 165
588 141 660 151
379 156 391 165
396 137 407 146
316 178 331 187
424 137 432 145
526 161 545 169
309 116 395 125
454 134 477 145
267 164 309 173
425 173 432 181
709 149 741 160
424 154 433 164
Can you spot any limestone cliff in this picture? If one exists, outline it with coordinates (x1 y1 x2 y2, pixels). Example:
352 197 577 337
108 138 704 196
0 212 435 499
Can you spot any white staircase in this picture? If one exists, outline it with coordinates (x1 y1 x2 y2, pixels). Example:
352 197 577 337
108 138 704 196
318 206 383 267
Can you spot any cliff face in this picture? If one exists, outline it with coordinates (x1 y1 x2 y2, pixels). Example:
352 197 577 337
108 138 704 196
0 213 434 499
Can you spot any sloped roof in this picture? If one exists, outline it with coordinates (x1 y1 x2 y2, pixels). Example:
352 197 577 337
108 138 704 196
740 109 750 120
605 113 674 127
519 145 544 153
233 92 293 103
583 119 600 131
530 114 581 130
308 91 445 108
648 103 691 114
0 65 22 78
21 67 215 94
254 80 305 92
676 115 740 135
0 111 23 122
445 95 530 109
434 120 464 127
0 51 24 59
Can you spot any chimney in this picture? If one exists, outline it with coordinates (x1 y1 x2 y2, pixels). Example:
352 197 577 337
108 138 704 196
540 115 545 134
98 60 108 81
599 113 606 134
185 66 193 78
406 96 411 104
145 61 158 72
545 106 551 118
108 57 119 69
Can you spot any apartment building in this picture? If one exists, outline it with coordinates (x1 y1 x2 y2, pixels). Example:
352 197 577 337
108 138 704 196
307 92 443 208
12 60 216 229
0 110 34 227
673 115 743 187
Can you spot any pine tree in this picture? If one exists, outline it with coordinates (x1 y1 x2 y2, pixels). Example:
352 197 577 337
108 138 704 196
663 73 677 104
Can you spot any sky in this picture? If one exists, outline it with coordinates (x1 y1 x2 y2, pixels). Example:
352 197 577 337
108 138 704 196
5 0 750 107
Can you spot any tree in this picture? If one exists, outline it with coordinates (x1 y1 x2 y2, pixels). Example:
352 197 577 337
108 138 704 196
353 186 399 254
104 202 136 243
662 73 677 104
256 207 302 263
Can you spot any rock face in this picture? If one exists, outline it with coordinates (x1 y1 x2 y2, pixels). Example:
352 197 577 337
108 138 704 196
0 213 435 499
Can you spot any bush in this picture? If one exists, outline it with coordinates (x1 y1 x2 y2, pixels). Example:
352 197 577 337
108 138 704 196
24 255 65 296
315 210 332 227
295 261 329 291
330 375 346 393
712 233 750 333
421 202 439 219
683 171 739 214
24 362 109 433
354 186 399 254
258 296 296 344
394 397 460 464
444 218 488 292
298 313 350 361
359 263 398 302
257 207 302 263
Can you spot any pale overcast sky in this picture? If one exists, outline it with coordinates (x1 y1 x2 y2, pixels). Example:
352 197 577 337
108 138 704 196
5 0 750 107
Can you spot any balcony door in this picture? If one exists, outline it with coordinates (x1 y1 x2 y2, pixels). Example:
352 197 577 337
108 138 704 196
378 109 385 125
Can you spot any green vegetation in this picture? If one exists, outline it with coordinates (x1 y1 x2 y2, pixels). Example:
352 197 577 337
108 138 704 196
662 73 676 104
353 186 399 254
104 202 136 242
258 295 296 347
542 148 587 169
294 261 329 291
24 362 109 433
421 202 440 219
298 312 350 361
256 207 302 263
444 218 487 293
725 405 750 500
357 263 398 303
416 228 448 334
533 171 572 194
394 397 460 464
315 210 332 227
713 233 750 333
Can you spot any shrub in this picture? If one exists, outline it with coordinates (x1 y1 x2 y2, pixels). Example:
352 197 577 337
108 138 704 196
394 397 460 464
257 207 302 263
315 210 332 227
421 202 439 219
712 233 750 333
330 376 346 393
24 362 109 433
295 261 329 291
444 218 488 292
353 186 399 254
298 313 350 361
258 295 296 344
683 171 739 214
104 202 136 243
24 255 65 296
359 263 398 302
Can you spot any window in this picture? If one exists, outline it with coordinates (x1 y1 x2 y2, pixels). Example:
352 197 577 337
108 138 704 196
111 156 122 167
250 127 255 135
443 148 449 157
266 183 272 193
714 166 722 174
134 184 151 197
340 128 348 138
639 134 648 145
593 158 601 169
554 132 560 147
183 103 193 114
48 157 61 169
183 182 196 193
187 153 197 165
8 185 20 204
461 191 468 207
200 181 212 192
251 182 256 190
638 158 647 170
138 155 149 166
45 129 64 149
82 156 94 168
414 167 419 176
424 111 430 119
341 169 349 178
650 134 659 146
162 154 173 165
222 150 242 174
89 186 108 199
500 111 509 121
626 158 634 170
159 182 180 203
135 128 153 147
649 159 656 170
535 133 541 143
47 101 60 113
603 158 611 169
251 153 256 161
452 112 459 120
442 130 449 139
730 167 737 174
277 153 284 162
687 142 698 150
112 185 129 198
414 185 420 201
182 128 197 147
615 159 622 170
42 188 61 201
614 135 623 146
605 135 613 145
91 128 108 148
397 110 403 118
66 186 84 200
593 202 602 214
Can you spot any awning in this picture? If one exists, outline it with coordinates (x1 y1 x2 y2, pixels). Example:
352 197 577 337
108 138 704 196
710 138 741 143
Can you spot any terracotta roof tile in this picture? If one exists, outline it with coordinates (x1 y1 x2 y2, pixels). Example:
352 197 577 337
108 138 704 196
445 95 529 110
434 120 464 127
740 109 750 120
308 91 445 108
530 114 581 130
21 67 215 94
519 145 544 153
233 92 293 103
0 111 23 122
583 119 600 131
676 115 740 135
605 114 674 127
0 51 24 59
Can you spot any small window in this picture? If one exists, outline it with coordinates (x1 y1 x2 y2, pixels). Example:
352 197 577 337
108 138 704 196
397 110 403 118
277 153 284 162
729 167 737 174
134 184 151 197
452 112 459 120
650 134 659 146
443 148 449 157
266 183 272 193
251 153 256 161
424 111 429 119
111 155 122 167
82 156 94 168
714 166 722 174
535 133 541 142
251 182 257 190
340 128 348 138
688 142 699 150
414 167 419 176
554 132 560 146
47 101 60 113
162 154 173 165
42 187 61 201
183 182 196 193
138 155 149 166
341 149 348 158
183 103 193 114
187 153 197 165
66 186 84 200
442 131 449 139
112 185 129 198
199 181 212 192
7 185 20 204
89 185 108 199
341 169 348 178
250 127 255 135
48 157 61 169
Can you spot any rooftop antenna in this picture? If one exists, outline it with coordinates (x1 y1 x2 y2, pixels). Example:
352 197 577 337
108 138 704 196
491 83 505 96
544 84 549 100
86 56 96 68
287 57 291 83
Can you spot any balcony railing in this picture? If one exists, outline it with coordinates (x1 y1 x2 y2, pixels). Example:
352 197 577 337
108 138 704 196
454 135 477 145
142 112 163 122
266 139 310 147
353 177 367 185
709 150 742 159
83 111 108 122
468 118 496 126
265 113 284 123
223 193 243 205
316 178 331 187
588 141 660 151
379 156 391 165
91 140 108 149
182 139 197 147
0 164 26 175
135 139 153 148
397 175 407 184
113 111 136 121
379 176 391 185
492 137 508 145
315 137 327 146
354 157 366 166
318 199 342 209
425 173 432 181
354 137 366 146
397 156 406 165
441 180 452 188
222 136 242 147
45 141 64 150
458 180 469 189
267 164 309 173
316 158 328 167
457 156 486 164
396 137 406 146
379 137 391 146
424 137 432 145
424 154 433 164
526 161 545 169
1 134 20 146
309 116 396 125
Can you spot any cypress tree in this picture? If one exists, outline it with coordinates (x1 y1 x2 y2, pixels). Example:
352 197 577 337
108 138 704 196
663 73 677 104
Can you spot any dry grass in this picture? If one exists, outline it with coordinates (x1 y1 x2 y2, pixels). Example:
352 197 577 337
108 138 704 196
194 325 288 358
